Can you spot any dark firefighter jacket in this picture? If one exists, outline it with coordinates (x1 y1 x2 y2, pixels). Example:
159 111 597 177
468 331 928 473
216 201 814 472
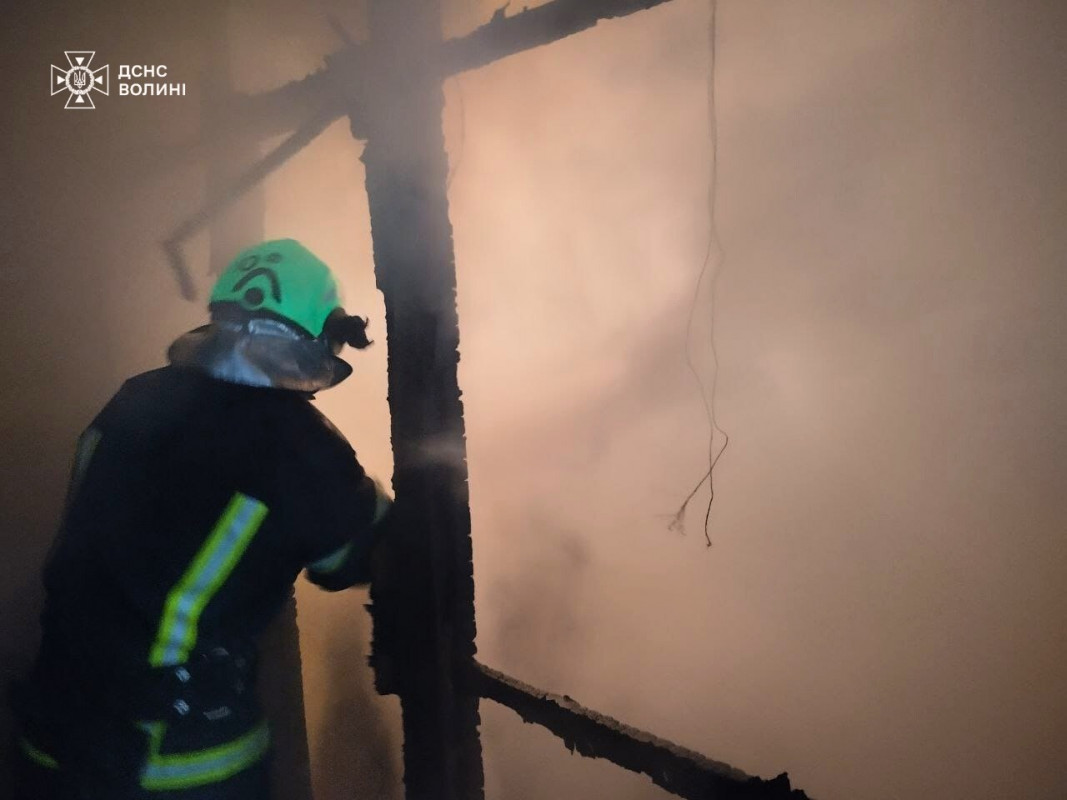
17 364 384 793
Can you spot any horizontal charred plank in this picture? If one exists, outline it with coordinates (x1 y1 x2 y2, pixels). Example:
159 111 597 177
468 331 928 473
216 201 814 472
471 661 812 800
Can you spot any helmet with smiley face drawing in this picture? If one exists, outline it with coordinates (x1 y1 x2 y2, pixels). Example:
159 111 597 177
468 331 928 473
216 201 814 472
210 239 341 338
167 239 372 392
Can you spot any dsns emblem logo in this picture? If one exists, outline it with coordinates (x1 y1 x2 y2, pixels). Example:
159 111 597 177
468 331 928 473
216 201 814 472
51 51 109 109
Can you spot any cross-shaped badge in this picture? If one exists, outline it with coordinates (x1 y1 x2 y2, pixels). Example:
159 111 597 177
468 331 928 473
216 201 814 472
51 51 109 110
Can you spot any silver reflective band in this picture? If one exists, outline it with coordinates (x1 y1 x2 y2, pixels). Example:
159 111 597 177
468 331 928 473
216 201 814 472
140 721 270 791
149 493 268 667
309 541 354 575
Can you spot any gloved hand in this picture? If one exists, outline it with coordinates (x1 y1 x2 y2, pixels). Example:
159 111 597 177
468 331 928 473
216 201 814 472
323 311 373 350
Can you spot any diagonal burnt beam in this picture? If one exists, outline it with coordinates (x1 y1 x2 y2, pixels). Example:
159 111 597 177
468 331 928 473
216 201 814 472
471 661 813 800
162 106 338 298
162 0 682 295
226 70 342 141
441 0 677 76
221 42 375 142
207 0 680 143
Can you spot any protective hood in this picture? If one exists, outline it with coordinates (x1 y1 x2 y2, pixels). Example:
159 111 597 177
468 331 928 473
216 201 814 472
167 316 352 393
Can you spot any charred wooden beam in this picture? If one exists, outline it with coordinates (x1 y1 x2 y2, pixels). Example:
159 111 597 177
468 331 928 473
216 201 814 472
162 0 684 295
203 0 680 143
221 68 343 143
163 107 337 298
441 0 678 75
471 661 812 800
362 1 483 798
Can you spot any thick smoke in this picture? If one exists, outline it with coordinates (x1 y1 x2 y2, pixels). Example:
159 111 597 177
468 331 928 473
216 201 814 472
1 1 1064 799
440 1 1067 799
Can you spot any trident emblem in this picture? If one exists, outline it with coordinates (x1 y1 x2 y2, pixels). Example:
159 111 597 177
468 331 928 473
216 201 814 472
51 51 109 110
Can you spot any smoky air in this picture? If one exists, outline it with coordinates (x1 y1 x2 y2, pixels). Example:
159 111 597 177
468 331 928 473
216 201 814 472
1 1 1064 799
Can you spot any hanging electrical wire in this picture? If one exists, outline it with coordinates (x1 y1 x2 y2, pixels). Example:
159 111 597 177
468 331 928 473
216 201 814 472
671 0 730 547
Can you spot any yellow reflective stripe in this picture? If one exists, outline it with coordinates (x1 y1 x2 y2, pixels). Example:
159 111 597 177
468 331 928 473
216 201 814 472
149 493 268 667
18 736 59 770
139 721 270 791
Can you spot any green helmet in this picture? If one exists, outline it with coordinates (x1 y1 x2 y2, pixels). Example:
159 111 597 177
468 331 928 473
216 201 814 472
210 239 341 337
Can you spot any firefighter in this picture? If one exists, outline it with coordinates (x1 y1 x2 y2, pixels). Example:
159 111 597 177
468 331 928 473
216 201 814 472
10 239 392 799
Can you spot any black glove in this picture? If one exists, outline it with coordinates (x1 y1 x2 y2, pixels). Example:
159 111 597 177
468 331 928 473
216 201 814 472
323 311 373 351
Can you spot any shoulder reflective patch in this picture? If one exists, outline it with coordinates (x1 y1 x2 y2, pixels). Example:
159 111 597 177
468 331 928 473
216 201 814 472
74 427 102 477
309 541 354 575
149 493 268 667
68 426 102 498
139 720 270 791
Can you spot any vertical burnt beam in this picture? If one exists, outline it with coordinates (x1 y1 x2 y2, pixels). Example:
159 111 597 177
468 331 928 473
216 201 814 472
362 1 483 799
